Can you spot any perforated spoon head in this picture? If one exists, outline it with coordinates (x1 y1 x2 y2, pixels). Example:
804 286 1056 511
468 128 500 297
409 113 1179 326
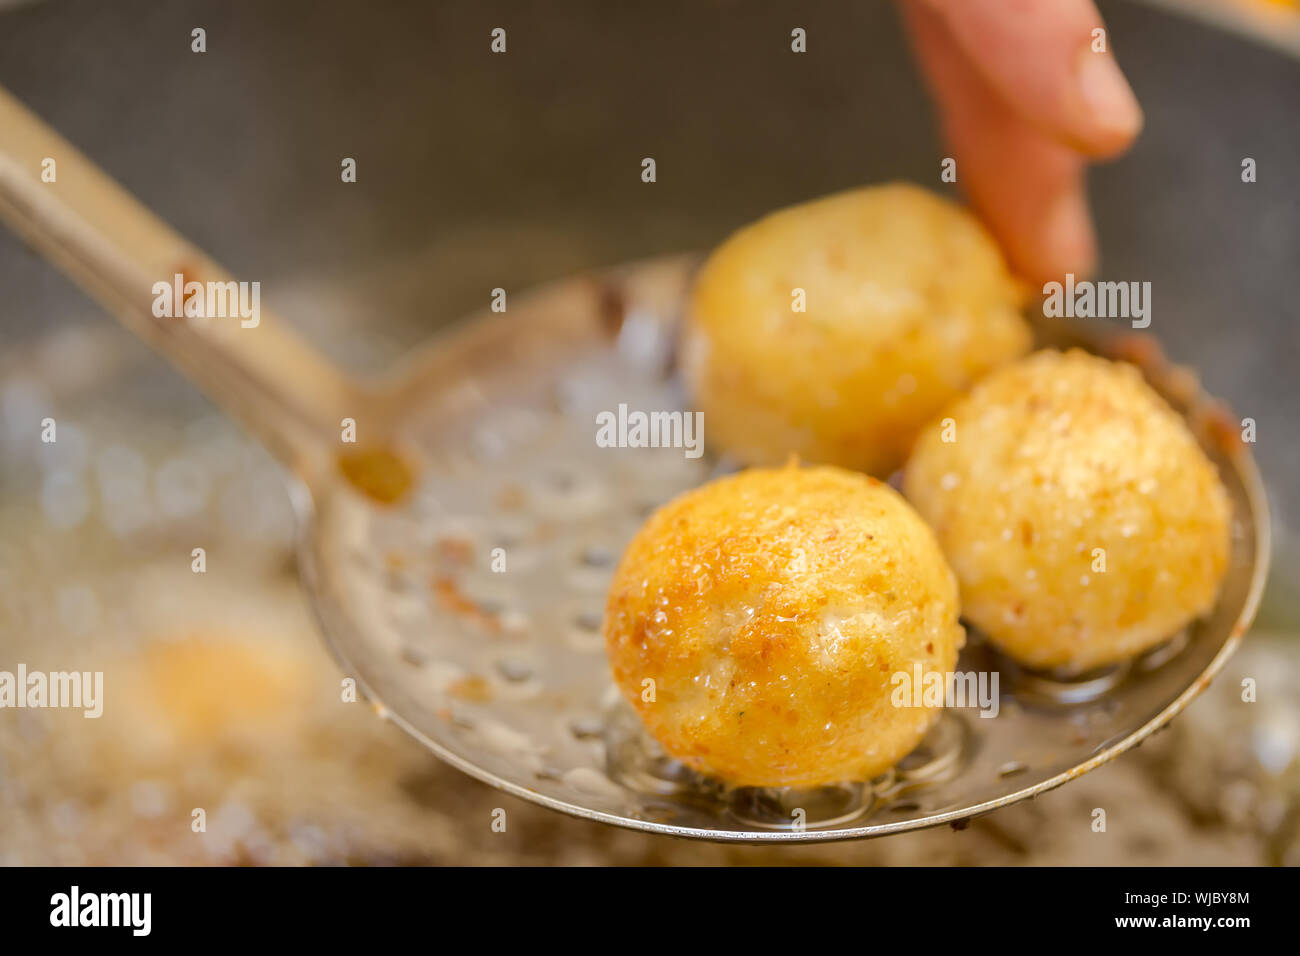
298 255 1270 842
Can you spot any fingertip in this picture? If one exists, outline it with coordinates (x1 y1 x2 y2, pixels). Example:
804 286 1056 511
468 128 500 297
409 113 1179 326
1033 186 1098 281
915 0 1143 160
970 167 1098 285
1073 48 1144 157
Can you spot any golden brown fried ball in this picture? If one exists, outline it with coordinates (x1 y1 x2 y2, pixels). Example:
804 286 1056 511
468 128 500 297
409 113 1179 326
681 183 1030 476
604 464 963 788
904 349 1232 674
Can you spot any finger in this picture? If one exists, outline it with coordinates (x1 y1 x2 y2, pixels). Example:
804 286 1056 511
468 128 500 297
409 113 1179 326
905 0 1097 282
913 0 1143 158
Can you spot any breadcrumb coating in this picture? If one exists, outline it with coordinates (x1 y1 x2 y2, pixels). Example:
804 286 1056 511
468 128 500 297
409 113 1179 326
604 464 963 787
682 183 1030 475
904 349 1232 673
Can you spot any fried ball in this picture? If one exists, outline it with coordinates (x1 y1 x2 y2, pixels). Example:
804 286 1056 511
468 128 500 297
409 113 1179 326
904 349 1232 674
681 183 1031 476
604 464 964 788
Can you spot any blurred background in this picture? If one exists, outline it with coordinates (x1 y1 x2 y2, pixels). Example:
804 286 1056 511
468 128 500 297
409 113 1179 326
0 0 1296 864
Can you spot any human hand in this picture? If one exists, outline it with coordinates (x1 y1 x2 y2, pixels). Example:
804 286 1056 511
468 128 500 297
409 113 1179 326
902 0 1144 283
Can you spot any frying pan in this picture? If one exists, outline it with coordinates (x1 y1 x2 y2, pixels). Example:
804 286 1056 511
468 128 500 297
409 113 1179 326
0 0 1286 841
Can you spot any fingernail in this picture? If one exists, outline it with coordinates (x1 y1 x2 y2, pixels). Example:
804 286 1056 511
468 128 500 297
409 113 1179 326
1041 189 1096 279
1076 50 1143 139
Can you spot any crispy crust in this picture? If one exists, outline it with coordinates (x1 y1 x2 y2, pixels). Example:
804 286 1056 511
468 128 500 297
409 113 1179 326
604 464 964 787
904 349 1232 673
683 183 1030 476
